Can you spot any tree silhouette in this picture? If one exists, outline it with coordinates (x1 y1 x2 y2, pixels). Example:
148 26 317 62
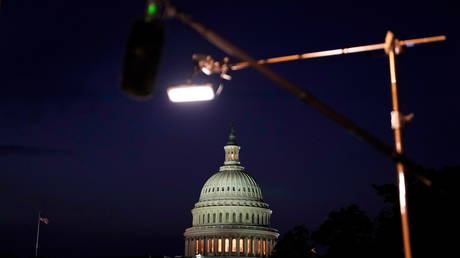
372 166 460 258
312 204 373 258
276 166 459 258
271 225 315 258
371 183 403 258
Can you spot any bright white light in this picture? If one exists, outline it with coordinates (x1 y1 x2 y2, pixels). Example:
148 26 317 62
398 171 407 214
167 84 215 103
201 67 212 75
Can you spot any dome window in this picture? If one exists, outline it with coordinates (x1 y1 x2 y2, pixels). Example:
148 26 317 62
233 187 235 191
224 238 230 253
257 240 261 255
263 240 267 256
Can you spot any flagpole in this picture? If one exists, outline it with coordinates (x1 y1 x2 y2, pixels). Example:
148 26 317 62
35 211 41 258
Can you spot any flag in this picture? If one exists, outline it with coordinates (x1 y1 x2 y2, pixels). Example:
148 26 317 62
39 217 49 224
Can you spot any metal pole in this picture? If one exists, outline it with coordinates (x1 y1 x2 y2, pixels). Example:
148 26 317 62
35 211 41 258
387 34 412 258
230 35 445 70
169 5 432 185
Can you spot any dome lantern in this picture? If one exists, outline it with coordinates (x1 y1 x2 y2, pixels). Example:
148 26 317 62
224 125 241 165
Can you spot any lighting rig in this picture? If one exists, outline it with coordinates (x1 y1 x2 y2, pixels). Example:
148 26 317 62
120 2 447 258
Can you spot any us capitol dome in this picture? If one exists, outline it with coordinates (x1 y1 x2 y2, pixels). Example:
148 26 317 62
184 127 279 257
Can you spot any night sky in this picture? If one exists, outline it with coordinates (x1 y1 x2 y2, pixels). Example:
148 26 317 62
1 0 458 257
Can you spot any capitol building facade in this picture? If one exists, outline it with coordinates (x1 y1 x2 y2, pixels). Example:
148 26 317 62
184 128 279 257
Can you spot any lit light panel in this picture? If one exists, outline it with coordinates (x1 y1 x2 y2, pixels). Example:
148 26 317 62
167 84 215 102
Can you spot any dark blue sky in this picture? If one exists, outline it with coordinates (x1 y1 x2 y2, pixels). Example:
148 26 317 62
1 0 458 257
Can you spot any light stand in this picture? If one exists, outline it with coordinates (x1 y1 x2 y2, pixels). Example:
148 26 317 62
127 2 447 257
187 31 445 258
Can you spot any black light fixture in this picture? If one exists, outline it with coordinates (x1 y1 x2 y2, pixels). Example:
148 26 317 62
120 0 165 100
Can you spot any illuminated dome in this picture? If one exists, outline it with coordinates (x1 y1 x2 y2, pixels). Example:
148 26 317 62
198 169 265 203
184 126 278 257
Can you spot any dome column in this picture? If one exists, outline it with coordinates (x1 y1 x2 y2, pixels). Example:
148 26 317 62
231 237 235 256
190 238 194 256
250 237 253 256
270 238 274 256
185 238 189 256
236 236 240 256
206 237 210 255
190 238 193 256
256 237 260 257
248 237 252 256
204 236 207 255
253 237 256 256
267 239 271 256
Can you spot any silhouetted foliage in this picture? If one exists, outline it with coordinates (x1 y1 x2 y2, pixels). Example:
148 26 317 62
372 166 460 258
371 183 403 258
0 252 19 258
271 225 315 258
312 204 373 258
285 166 460 258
